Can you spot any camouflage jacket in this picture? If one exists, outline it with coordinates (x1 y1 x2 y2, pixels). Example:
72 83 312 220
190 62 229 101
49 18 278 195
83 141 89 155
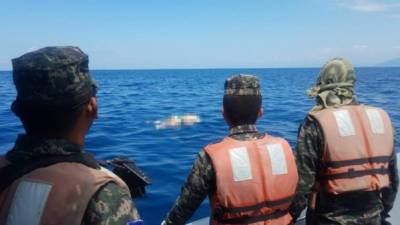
4 134 140 225
290 114 398 225
164 124 265 225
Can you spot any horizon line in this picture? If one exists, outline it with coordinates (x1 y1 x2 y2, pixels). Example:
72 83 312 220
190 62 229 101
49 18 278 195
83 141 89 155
1 65 399 72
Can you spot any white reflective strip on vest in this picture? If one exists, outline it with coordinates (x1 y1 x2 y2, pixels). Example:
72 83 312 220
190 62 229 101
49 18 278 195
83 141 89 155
267 143 288 175
366 108 385 134
229 147 252 182
333 110 356 137
6 181 52 225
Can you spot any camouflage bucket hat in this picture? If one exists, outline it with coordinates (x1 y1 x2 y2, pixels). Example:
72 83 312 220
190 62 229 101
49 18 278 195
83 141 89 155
224 74 261 96
12 46 97 109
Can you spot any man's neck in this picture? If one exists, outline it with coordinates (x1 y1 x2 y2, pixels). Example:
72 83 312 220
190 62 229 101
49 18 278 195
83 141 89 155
229 124 258 135
66 132 85 147
27 131 84 147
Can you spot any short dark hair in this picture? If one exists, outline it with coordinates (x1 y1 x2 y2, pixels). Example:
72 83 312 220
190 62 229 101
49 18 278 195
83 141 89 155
15 101 85 136
223 95 262 126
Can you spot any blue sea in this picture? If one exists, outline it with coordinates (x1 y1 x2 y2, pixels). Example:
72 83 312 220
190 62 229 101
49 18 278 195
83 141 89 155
1 68 399 224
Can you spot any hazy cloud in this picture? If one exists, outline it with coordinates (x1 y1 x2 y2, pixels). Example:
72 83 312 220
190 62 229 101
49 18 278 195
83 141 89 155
303 47 340 63
320 47 335 54
336 0 400 12
353 44 369 49
387 13 400 18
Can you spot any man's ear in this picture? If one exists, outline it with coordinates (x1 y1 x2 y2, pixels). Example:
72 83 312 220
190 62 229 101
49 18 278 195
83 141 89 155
258 107 263 118
222 108 231 126
11 101 19 117
86 97 98 119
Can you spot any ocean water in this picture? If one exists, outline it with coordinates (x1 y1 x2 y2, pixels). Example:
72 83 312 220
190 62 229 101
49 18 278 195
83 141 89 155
0 68 399 224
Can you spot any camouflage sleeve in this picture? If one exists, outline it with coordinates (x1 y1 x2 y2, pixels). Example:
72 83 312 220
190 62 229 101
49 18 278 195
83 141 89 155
81 182 140 225
289 116 324 221
381 128 399 223
164 150 215 225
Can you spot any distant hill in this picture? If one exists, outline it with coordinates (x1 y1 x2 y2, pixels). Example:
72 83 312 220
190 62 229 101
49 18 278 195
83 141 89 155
377 58 400 67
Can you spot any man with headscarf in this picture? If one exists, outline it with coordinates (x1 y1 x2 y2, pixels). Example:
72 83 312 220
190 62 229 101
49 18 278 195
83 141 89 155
290 58 398 225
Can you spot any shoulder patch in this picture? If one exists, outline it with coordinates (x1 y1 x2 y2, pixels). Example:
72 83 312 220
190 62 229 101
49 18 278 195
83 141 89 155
266 143 288 175
6 180 52 225
365 108 385 134
333 110 356 137
229 147 252 182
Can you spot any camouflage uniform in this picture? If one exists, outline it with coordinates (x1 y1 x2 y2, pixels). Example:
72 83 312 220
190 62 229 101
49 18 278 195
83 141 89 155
5 47 140 225
164 75 268 225
164 125 264 225
290 58 399 225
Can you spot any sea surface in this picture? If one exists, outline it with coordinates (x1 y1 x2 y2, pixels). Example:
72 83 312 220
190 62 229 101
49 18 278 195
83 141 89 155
1 68 399 224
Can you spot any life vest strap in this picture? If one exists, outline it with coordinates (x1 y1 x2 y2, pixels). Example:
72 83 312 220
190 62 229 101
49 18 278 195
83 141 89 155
325 156 391 168
217 195 294 214
320 167 389 180
215 209 289 224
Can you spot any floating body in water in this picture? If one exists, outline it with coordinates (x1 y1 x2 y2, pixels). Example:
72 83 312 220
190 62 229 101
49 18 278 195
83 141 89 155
155 114 201 129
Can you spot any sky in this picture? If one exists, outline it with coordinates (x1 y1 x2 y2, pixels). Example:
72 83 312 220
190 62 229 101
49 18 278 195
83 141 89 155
1 0 400 70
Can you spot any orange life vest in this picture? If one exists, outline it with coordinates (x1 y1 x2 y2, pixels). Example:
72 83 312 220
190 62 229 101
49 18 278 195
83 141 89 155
0 156 130 225
204 135 298 225
309 105 394 194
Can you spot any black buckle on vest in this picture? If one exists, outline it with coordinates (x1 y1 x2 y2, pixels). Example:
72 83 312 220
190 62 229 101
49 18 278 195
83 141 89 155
348 168 355 173
213 205 224 220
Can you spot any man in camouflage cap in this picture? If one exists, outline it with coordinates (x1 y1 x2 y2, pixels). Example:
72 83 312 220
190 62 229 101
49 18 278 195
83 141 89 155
290 58 398 225
163 74 298 225
0 47 140 225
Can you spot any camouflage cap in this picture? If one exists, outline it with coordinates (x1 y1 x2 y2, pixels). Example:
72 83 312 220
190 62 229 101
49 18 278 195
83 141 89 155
224 74 261 96
12 46 97 109
308 58 356 97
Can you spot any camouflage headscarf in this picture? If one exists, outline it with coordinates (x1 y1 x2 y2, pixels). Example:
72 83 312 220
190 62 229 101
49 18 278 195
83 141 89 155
224 74 261 96
12 46 97 110
308 58 357 112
